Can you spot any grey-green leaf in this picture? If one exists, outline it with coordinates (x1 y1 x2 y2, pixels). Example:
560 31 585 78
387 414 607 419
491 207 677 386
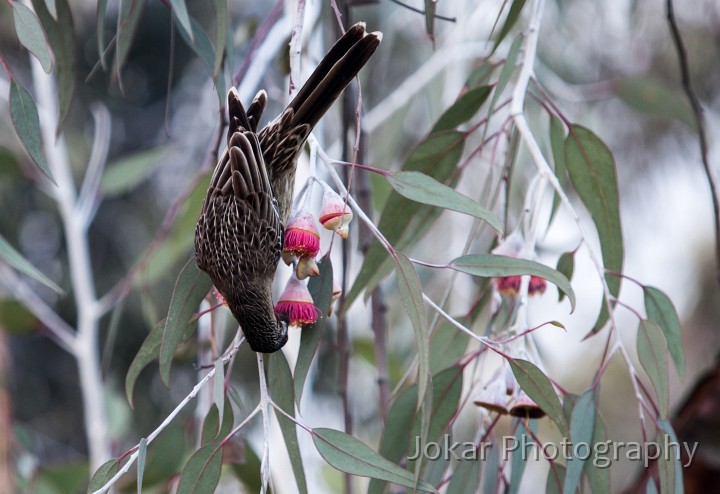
637 319 669 419
563 389 595 494
96 0 107 69
450 254 575 311
12 2 52 73
9 79 54 184
509 359 569 438
644 286 684 377
268 351 308 494
125 321 163 407
615 77 695 130
312 428 438 493
176 443 222 494
177 17 215 77
549 115 567 222
137 437 147 493
0 232 63 294
387 171 502 232
87 459 121 493
100 147 167 197
294 254 333 405
170 0 193 42
32 0 75 134
432 86 493 132
43 0 56 19
492 0 527 54
213 0 227 77
116 0 146 76
657 420 683 494
213 359 224 429
555 251 574 303
395 253 430 409
345 130 465 310
159 259 212 386
564 125 623 334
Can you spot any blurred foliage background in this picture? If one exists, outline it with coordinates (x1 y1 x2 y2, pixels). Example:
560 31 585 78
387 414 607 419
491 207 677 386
0 0 720 492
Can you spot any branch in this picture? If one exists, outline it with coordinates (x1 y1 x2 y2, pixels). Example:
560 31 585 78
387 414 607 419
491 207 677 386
666 0 720 288
0 263 75 353
31 56 110 471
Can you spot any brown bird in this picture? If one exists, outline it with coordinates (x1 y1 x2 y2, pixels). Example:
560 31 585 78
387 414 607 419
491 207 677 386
195 23 381 353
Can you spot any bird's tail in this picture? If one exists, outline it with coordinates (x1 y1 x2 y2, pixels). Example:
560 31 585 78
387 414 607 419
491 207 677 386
287 22 382 130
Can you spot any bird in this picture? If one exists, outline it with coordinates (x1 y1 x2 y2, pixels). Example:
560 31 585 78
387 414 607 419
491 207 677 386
194 23 381 353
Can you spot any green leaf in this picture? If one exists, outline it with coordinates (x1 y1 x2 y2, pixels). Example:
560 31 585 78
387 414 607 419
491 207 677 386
170 0 193 42
87 459 121 493
424 0 436 44
386 171 502 232
12 1 52 73
177 17 215 77
159 259 212 386
135 172 210 285
369 366 463 494
509 359 569 437
482 439 499 494
201 398 234 445
490 34 523 110
116 0 146 76
657 420 683 494
492 0 527 54
563 389 596 494
367 382 417 494
429 320 469 374
395 253 430 409
586 411 610 494
268 351 308 494
176 442 223 494
100 147 167 197
546 464 566 494
32 0 75 134
615 77 695 130
408 366 464 471
312 428 438 493
97 0 108 69
43 0 56 19
644 286 685 377
213 359 224 429
509 420 531 494
346 130 465 310
9 79 54 184
213 0 227 77
555 251 574 303
229 442 265 493
565 125 623 336
294 254 333 405
137 437 147 493
446 455 481 494
450 254 576 311
549 115 567 222
637 319 669 419
125 321 163 407
432 86 493 132
0 232 63 294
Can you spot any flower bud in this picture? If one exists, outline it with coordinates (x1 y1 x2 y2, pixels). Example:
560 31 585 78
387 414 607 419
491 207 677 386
509 391 546 419
283 211 320 258
495 276 521 296
274 275 318 328
296 256 320 280
473 375 509 415
528 276 547 296
319 188 353 236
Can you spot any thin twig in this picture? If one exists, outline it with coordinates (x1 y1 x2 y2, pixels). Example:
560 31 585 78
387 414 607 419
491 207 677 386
257 353 271 494
666 0 720 287
91 337 245 494
388 0 457 22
